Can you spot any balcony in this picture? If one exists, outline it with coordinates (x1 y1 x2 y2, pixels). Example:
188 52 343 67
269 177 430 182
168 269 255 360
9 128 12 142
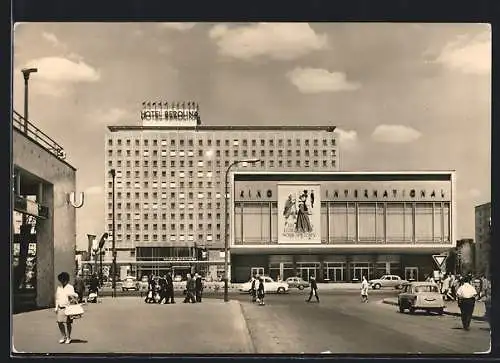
13 110 66 161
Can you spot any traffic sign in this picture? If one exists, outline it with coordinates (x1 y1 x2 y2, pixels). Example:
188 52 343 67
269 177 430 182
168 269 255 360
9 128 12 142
432 254 447 269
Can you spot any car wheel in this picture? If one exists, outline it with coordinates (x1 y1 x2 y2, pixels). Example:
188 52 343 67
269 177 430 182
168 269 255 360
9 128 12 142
122 288 125 292
398 302 405 313
277 287 285 294
436 308 444 315
298 285 304 290
373 283 381 290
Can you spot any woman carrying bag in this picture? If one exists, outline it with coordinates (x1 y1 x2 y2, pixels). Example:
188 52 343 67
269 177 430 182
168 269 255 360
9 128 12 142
55 272 83 344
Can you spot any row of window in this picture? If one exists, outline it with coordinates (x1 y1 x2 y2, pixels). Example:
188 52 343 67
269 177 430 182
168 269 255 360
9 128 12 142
107 192 224 202
112 233 220 243
108 223 221 232
107 212 224 221
107 159 337 169
107 149 337 158
108 138 337 148
106 197 224 209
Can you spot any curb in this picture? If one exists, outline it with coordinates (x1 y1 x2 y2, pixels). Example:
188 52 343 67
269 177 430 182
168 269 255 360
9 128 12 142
381 299 487 322
231 300 256 354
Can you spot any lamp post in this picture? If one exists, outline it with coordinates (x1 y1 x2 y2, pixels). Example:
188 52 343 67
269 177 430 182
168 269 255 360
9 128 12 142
21 68 38 133
110 169 117 298
224 158 261 302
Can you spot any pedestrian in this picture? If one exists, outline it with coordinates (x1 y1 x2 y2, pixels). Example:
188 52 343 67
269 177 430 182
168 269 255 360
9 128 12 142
184 273 196 303
166 271 175 304
257 276 265 306
441 274 451 301
88 273 99 303
54 272 79 344
195 273 203 303
483 276 491 322
73 273 86 304
145 274 156 303
158 275 168 304
361 276 369 303
456 276 478 330
250 274 257 303
306 276 320 303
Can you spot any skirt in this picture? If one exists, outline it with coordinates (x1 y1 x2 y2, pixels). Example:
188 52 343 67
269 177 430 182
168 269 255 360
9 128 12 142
56 308 71 323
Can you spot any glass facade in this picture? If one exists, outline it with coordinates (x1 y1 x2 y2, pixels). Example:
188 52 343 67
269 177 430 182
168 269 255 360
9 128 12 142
234 201 451 245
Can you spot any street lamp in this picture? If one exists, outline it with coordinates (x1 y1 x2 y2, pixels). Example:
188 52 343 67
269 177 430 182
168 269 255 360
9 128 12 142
224 158 261 302
21 68 38 133
110 169 117 298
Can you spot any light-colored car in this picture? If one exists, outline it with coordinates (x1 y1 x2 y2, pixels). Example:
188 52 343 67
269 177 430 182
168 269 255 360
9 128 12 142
285 277 310 290
239 276 289 294
121 276 138 291
398 282 444 315
369 275 407 290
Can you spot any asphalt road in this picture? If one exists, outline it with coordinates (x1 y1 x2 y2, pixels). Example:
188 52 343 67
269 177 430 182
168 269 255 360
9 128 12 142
234 289 491 354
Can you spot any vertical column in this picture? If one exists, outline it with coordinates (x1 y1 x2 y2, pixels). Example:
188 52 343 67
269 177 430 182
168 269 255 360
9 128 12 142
346 255 352 282
319 255 325 282
36 184 54 307
292 255 297 277
38 182 43 204
15 171 21 195
279 262 284 281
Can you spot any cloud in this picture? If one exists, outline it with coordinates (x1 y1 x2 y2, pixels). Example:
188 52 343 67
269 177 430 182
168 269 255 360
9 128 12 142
209 23 328 61
371 124 422 144
435 31 491 75
335 128 358 149
90 108 131 125
287 67 360 94
84 186 103 195
158 23 196 31
42 32 61 47
22 57 100 83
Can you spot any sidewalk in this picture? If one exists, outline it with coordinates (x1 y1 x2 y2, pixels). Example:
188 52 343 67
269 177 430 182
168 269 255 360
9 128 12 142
382 297 487 321
12 297 254 354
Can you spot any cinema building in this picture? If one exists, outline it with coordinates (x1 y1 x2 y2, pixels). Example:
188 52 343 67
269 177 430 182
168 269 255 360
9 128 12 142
229 171 456 283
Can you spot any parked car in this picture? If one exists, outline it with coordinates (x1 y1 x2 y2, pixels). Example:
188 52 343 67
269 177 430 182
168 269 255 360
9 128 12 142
121 276 139 291
239 276 289 294
369 275 407 290
285 277 310 290
398 282 444 315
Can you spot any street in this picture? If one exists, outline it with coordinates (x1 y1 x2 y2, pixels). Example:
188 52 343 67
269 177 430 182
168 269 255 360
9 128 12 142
234 290 491 354
13 288 490 355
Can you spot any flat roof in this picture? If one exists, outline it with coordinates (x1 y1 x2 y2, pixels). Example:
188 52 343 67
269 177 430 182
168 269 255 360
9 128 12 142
234 171 455 182
107 125 337 132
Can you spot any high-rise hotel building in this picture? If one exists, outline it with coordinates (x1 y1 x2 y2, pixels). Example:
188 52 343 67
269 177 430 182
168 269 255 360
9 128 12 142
104 103 338 280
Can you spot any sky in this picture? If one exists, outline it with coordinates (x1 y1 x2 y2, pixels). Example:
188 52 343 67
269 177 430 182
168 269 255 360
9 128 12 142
12 23 491 250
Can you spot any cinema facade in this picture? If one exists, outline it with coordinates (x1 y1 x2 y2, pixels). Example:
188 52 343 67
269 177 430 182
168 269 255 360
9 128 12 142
229 171 456 283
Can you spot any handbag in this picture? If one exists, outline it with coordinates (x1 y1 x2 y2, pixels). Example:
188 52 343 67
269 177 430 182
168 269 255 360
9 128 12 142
64 304 84 319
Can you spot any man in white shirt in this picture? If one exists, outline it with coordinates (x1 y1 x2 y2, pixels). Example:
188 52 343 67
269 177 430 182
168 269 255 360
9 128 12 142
456 276 477 330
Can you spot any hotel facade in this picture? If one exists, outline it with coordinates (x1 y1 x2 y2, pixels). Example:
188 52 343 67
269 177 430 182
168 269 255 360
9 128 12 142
230 171 456 283
103 102 338 280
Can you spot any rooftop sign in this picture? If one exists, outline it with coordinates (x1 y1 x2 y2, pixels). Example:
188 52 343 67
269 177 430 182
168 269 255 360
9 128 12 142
140 101 200 127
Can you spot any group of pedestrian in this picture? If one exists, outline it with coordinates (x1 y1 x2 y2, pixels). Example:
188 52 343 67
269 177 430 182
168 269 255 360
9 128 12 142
183 273 204 303
250 274 265 305
145 272 176 304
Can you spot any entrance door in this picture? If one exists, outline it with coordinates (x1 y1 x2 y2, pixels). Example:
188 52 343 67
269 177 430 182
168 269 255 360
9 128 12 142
300 267 317 282
405 267 418 281
251 267 264 278
333 267 344 282
353 267 370 281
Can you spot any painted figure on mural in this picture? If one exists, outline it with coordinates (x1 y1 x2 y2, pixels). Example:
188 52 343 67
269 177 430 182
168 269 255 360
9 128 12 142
295 190 312 233
283 194 297 231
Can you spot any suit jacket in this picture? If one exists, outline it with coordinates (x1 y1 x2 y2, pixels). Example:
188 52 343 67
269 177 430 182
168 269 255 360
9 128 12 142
310 280 318 290
195 277 203 291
